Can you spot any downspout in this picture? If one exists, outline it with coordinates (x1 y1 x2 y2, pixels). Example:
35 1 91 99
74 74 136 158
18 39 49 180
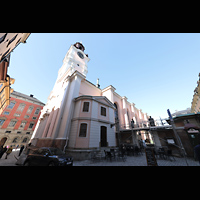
63 98 75 152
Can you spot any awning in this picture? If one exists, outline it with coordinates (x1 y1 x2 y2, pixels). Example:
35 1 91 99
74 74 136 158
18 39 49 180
184 123 200 130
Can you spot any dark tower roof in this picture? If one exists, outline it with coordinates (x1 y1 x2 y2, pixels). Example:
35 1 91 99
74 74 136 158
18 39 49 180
74 42 85 52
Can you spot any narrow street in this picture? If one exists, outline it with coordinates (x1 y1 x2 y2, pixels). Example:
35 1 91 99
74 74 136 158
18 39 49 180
0 149 199 166
0 149 19 166
73 154 199 166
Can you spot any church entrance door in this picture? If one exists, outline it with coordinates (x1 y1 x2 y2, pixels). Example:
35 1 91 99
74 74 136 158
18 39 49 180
100 126 107 147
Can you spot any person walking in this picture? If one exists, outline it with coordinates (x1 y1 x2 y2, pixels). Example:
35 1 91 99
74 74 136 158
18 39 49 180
5 146 13 159
18 145 24 157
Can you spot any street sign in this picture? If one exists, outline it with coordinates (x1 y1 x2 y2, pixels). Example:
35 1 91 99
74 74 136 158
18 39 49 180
145 148 158 166
167 109 173 121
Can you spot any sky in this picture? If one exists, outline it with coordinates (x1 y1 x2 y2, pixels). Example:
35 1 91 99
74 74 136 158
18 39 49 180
8 33 200 120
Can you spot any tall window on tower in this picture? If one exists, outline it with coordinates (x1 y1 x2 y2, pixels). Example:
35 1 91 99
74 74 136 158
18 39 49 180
82 102 89 112
101 106 106 116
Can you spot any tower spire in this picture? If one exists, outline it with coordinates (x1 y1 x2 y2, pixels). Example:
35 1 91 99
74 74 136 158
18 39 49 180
96 78 100 88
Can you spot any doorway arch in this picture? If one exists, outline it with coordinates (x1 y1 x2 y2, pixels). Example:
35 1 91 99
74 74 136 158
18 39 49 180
0 137 7 147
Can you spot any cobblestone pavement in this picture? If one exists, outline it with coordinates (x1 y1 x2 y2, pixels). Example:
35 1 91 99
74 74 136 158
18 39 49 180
73 154 200 166
0 149 19 166
0 149 199 166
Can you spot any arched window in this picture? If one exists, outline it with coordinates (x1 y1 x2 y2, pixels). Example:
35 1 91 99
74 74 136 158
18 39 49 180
127 109 130 123
22 138 28 143
114 103 119 120
12 138 18 143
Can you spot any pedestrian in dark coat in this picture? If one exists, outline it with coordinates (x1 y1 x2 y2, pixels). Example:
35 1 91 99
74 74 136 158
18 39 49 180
5 146 13 159
18 145 25 157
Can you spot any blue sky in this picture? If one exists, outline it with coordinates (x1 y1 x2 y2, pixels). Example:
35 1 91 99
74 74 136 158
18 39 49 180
8 33 200 120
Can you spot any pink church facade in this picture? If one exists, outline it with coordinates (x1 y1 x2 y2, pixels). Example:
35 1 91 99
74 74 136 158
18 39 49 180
31 42 150 158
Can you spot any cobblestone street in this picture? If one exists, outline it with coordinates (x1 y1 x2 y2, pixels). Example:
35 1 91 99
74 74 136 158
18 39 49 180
0 149 19 166
0 149 199 166
73 154 200 166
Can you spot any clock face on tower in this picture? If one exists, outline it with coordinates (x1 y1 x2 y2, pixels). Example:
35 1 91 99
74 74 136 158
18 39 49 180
77 51 84 59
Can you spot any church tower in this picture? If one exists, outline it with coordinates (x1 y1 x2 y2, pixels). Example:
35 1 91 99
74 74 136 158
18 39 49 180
31 42 90 149
58 42 90 79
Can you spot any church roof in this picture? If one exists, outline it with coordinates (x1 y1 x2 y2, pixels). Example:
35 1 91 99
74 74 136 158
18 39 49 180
74 95 115 109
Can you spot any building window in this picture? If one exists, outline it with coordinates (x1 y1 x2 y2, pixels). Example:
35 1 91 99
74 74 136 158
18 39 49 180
29 122 34 129
12 138 18 143
32 117 37 120
14 113 21 117
7 102 15 109
5 131 11 133
34 108 40 115
166 138 175 145
79 123 87 137
4 111 10 115
22 137 28 143
26 132 30 134
0 33 7 44
8 120 17 127
27 106 34 114
101 106 106 116
83 102 89 112
20 122 26 129
0 119 5 126
17 103 26 112
24 115 29 118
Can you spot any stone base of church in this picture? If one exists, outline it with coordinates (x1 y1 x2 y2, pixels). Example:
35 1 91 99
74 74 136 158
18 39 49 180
65 147 115 161
31 138 114 161
31 138 66 150
65 149 92 161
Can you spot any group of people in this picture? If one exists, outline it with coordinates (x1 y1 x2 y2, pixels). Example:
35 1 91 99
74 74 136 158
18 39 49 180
0 145 25 160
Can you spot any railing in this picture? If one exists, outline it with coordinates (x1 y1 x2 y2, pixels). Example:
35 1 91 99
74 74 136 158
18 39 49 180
117 118 169 131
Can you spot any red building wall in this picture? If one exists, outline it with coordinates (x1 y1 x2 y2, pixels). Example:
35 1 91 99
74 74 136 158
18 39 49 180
1 96 43 131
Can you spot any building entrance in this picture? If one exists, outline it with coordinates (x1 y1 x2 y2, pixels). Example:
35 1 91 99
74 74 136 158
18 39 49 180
0 137 7 147
100 126 107 147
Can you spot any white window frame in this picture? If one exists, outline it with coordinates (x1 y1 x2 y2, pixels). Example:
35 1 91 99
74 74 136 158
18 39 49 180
8 120 17 127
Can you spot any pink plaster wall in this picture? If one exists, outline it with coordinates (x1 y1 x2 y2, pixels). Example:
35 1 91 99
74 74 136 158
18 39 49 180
79 80 101 96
